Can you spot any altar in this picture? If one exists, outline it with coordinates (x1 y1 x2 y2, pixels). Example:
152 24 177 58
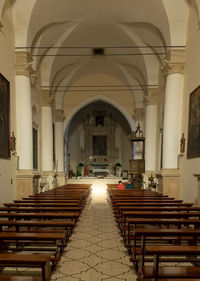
91 164 110 177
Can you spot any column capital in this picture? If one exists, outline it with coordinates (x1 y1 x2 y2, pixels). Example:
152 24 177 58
15 51 33 78
41 89 53 106
144 88 159 105
55 109 65 122
133 108 144 121
164 49 185 75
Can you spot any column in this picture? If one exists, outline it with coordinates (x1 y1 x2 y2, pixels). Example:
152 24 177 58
133 108 144 160
163 50 185 169
157 49 185 199
144 89 158 172
55 109 66 186
41 89 54 189
15 51 39 198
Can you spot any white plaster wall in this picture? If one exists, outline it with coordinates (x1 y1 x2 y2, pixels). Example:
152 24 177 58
180 2 200 203
0 1 17 205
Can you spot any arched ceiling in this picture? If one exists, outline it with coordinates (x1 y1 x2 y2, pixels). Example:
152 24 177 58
10 0 190 110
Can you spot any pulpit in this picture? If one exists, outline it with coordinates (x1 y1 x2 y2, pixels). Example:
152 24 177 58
129 123 145 187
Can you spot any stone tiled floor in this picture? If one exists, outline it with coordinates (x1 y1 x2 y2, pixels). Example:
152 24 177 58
51 184 137 281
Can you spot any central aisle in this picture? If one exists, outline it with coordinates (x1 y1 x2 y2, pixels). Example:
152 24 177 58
52 183 137 281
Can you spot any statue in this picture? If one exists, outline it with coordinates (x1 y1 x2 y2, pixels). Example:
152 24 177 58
180 133 185 153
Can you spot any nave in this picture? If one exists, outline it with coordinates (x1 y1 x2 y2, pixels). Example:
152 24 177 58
52 183 136 280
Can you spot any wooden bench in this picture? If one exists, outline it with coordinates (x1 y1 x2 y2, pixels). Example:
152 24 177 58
4 202 80 208
0 211 79 222
0 206 81 213
0 276 42 281
0 253 51 281
115 207 200 225
0 219 75 232
118 211 200 235
0 231 66 257
140 245 200 281
131 228 200 269
126 218 200 246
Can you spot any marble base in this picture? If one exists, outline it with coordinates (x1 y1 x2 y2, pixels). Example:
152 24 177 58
41 171 55 190
16 170 40 199
156 169 180 199
56 172 66 186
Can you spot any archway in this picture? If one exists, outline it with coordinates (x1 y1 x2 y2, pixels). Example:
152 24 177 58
64 100 133 178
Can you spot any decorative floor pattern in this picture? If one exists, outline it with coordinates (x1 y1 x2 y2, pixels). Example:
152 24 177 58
51 184 137 281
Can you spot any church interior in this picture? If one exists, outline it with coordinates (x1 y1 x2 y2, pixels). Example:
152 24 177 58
1 0 200 280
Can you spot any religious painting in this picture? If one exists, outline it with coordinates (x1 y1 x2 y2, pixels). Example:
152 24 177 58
187 86 200 158
0 73 10 159
93 135 107 155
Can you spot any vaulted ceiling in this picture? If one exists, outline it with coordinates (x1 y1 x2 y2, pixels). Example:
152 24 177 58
1 0 192 110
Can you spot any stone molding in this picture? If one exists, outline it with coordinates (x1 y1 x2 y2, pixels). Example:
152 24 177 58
144 88 159 105
156 168 180 178
41 89 53 106
164 49 185 75
15 51 34 78
55 109 65 122
41 171 54 177
16 169 40 179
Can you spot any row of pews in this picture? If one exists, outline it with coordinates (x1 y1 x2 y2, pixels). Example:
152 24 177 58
108 184 200 281
0 184 91 281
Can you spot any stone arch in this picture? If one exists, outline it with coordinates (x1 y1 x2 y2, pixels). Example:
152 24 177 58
63 95 135 136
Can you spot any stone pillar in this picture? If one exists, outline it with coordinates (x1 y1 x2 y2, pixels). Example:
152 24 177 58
15 51 39 198
41 89 54 189
15 52 33 170
157 49 185 199
55 109 66 186
144 89 158 174
133 108 144 160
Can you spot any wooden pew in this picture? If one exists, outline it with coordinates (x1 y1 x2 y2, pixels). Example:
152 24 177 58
0 253 51 281
0 231 66 257
0 206 81 213
4 202 80 207
0 212 79 222
120 211 200 235
126 218 200 247
141 245 200 281
0 277 42 281
131 228 200 269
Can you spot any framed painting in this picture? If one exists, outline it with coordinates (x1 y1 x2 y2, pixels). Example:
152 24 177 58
0 73 10 158
187 85 200 159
